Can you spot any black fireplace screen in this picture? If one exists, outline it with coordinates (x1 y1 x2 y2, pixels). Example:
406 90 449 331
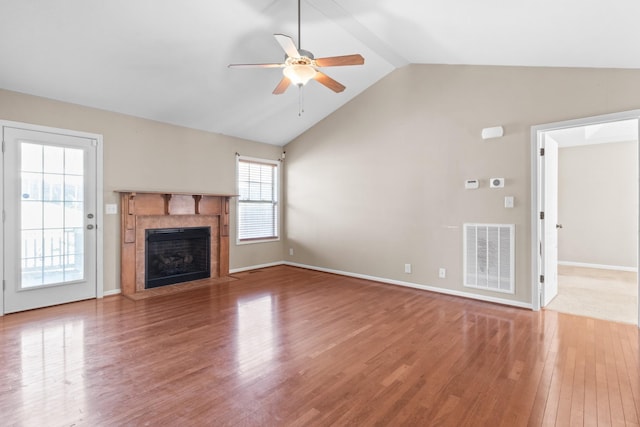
145 227 211 288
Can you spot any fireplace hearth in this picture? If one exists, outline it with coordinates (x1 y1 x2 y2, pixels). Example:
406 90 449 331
145 227 211 288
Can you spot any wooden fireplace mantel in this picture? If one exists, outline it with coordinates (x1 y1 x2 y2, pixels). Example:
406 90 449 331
117 191 236 296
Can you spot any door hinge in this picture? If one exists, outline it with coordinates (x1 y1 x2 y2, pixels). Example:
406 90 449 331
540 211 544 220
540 274 545 283
2 280 5 291
1 139 5 153
540 148 545 156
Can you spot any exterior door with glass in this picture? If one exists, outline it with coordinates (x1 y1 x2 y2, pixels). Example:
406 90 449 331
3 126 98 314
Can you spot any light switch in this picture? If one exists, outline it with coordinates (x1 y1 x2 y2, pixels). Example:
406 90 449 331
105 204 118 214
504 196 514 208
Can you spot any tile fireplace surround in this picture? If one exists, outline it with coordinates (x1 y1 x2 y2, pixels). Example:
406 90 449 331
117 191 235 297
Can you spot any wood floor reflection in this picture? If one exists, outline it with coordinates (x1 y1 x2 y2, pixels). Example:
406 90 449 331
1 265 638 426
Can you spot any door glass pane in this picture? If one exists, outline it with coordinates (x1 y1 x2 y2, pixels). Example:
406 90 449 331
20 143 85 288
21 172 43 200
65 202 84 228
64 228 84 282
65 175 83 201
21 143 43 172
43 145 64 174
64 148 84 175
43 202 64 229
43 174 64 201
21 230 42 288
21 201 43 230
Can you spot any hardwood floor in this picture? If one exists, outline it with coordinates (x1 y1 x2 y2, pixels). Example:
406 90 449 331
1 265 638 426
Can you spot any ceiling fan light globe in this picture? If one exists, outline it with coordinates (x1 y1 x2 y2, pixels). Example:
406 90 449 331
283 65 316 86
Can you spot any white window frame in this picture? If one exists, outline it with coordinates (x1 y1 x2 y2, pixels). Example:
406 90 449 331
235 155 280 245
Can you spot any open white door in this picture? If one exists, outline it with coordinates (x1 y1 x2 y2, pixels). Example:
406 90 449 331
541 134 559 306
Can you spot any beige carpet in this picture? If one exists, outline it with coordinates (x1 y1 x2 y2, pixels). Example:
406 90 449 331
545 265 638 324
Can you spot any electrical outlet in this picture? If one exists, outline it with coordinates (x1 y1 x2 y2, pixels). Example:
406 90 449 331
439 268 446 279
289 248 294 256
404 264 412 274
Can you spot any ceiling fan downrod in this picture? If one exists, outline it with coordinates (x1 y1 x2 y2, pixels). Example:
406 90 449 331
297 0 302 50
298 86 305 117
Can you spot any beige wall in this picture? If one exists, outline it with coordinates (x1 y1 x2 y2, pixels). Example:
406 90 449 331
0 89 284 293
558 141 638 268
284 64 640 305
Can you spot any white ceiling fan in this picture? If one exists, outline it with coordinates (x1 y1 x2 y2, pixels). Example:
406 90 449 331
228 0 365 95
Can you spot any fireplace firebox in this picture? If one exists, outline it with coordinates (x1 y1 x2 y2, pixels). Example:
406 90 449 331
145 227 211 288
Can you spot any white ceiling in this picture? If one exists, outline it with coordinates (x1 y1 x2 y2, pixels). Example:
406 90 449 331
2 0 640 146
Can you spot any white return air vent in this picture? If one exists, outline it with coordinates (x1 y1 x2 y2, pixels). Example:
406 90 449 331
464 223 515 294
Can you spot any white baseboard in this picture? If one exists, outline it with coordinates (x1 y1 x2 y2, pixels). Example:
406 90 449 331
103 289 122 296
558 261 638 273
284 262 533 310
230 261 285 274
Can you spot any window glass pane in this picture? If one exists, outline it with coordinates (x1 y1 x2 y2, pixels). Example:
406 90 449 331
260 183 273 201
249 182 261 200
261 166 272 184
239 181 249 200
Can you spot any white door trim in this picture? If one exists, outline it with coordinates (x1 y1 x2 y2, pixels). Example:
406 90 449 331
0 120 104 316
530 110 640 327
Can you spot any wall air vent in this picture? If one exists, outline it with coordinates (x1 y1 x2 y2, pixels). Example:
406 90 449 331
463 223 515 294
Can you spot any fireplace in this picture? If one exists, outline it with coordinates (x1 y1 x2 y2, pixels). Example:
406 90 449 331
117 191 234 297
145 227 211 288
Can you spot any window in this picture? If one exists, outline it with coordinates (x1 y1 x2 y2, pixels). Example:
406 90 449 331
236 156 279 243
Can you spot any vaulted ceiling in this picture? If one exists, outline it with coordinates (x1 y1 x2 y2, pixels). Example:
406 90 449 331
2 0 639 146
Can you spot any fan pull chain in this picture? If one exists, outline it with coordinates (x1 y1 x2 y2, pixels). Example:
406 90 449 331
298 86 305 117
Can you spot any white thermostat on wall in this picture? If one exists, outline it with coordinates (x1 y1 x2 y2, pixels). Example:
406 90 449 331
490 178 505 188
465 179 479 189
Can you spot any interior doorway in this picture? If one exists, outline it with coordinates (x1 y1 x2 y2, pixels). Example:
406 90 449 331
531 111 640 326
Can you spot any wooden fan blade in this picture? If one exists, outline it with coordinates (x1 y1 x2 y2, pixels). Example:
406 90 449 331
273 76 291 95
274 34 300 59
228 63 284 69
313 71 346 93
315 54 365 67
